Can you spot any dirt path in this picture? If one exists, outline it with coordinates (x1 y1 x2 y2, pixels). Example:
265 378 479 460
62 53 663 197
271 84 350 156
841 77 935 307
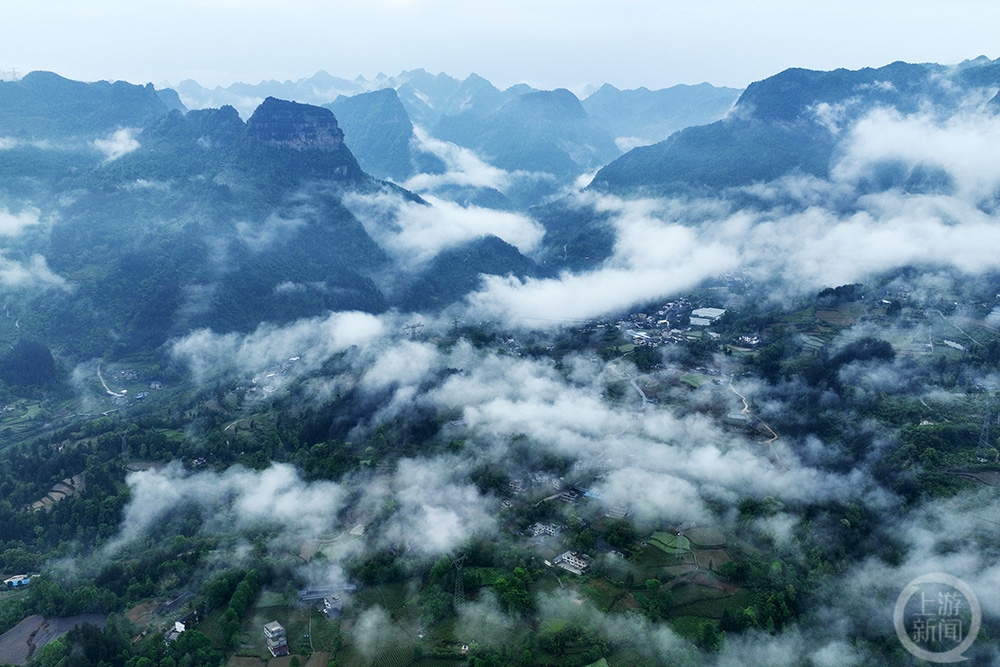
96 364 127 397
729 381 785 470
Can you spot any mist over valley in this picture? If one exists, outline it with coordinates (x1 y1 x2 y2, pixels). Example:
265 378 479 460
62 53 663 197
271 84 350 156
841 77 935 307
1 56 1000 666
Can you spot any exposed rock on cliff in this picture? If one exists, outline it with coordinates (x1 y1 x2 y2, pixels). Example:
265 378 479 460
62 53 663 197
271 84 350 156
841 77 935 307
246 97 347 152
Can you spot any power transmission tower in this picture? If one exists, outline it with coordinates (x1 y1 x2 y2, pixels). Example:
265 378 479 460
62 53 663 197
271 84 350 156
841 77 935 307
403 322 424 339
452 554 466 604
975 412 999 462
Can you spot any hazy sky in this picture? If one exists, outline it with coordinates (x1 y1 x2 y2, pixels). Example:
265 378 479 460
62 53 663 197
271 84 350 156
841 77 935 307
2 1 997 92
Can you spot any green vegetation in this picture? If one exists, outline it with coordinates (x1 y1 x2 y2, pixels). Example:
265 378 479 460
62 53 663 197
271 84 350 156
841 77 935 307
6 64 1000 667
0 276 998 665
647 533 690 555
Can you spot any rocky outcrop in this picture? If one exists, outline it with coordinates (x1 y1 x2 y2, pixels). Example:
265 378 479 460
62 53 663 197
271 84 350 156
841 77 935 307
245 97 346 152
326 88 445 181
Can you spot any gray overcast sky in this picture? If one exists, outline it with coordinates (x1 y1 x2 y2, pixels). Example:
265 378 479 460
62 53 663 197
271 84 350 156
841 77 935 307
2 1 996 92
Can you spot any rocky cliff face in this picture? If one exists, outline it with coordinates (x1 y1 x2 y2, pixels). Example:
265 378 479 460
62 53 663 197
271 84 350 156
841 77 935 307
325 88 444 182
245 97 347 152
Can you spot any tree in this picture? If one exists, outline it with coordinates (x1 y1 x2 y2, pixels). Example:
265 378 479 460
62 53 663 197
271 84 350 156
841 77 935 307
604 519 635 551
640 579 673 620
62 621 128 667
28 638 66 667
0 339 59 387
493 568 533 615
699 623 725 653
219 607 240 649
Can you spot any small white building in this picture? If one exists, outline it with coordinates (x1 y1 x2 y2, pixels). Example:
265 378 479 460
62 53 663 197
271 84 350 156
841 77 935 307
322 594 343 619
690 308 726 326
553 551 592 575
528 522 560 537
263 621 290 657
691 307 726 320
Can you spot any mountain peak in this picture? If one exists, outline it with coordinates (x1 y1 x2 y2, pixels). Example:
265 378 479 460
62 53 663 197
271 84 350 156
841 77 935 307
504 88 586 119
0 71 171 138
245 97 346 152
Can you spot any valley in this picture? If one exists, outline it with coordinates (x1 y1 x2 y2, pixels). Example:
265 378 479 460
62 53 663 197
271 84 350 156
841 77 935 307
1 55 1000 666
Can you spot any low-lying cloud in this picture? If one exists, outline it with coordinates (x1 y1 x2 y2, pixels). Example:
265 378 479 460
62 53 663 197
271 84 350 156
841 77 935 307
92 101 1000 666
834 109 1000 203
466 108 1000 327
236 213 307 253
107 462 346 555
400 125 558 206
381 457 498 555
170 310 385 384
0 253 69 290
0 207 42 236
342 190 543 268
94 128 140 161
405 126 512 192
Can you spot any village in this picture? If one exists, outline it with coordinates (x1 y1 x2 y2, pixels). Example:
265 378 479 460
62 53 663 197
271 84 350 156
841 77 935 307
2 280 998 666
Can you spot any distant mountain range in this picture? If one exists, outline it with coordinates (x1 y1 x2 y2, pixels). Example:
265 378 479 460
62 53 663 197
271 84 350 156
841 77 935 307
591 57 1000 195
175 69 742 198
174 69 741 140
2 57 998 365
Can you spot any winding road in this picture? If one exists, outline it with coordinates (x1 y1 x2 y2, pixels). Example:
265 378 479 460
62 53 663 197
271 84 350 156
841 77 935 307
729 381 785 470
96 364 127 397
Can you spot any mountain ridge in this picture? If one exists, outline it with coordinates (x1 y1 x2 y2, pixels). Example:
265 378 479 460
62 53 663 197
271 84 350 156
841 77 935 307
590 57 1000 195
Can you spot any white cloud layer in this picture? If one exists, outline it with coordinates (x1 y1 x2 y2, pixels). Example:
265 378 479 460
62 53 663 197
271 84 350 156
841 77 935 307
404 126 513 192
467 109 1000 326
107 462 346 554
166 312 884 542
342 190 543 268
0 207 42 236
0 254 69 290
381 457 498 554
170 310 385 383
94 128 140 161
834 109 1000 202
400 126 556 201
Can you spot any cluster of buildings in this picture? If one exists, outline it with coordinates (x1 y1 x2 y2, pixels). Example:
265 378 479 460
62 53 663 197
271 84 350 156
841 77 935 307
112 369 140 383
237 356 303 398
506 472 564 498
604 505 633 520
617 300 729 347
